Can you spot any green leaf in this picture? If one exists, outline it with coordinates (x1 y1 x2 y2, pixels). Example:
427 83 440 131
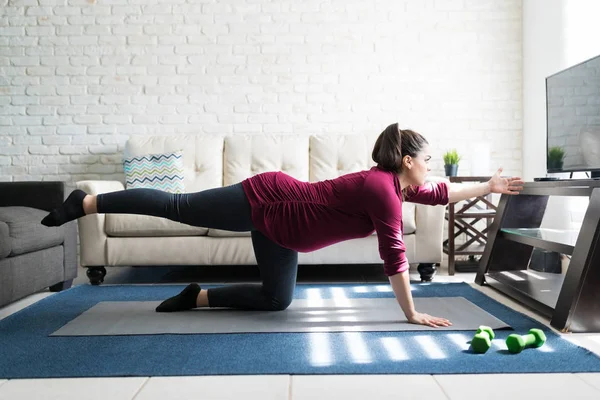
443 149 461 165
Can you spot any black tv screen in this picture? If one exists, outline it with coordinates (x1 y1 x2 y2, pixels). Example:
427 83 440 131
546 54 600 174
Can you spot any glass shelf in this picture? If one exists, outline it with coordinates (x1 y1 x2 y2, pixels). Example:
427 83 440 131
499 228 580 255
486 270 564 314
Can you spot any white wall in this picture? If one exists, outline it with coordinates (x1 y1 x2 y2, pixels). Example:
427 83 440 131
523 0 600 181
0 0 522 184
523 0 600 230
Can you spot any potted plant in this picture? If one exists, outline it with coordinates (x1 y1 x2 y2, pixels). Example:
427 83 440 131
443 149 461 177
548 146 565 170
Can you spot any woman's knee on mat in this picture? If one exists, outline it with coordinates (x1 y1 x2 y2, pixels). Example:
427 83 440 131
267 293 293 311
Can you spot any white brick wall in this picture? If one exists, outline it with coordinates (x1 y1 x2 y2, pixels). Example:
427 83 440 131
0 0 523 185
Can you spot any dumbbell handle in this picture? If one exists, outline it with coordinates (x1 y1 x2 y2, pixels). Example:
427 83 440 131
521 333 538 346
506 330 546 354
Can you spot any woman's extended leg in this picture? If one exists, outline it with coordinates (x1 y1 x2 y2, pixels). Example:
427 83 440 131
43 183 299 313
156 230 299 312
41 183 254 232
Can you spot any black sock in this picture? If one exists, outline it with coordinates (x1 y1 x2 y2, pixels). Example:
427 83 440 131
41 189 88 227
156 283 201 312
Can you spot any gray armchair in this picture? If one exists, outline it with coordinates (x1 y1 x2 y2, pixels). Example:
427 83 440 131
0 181 77 308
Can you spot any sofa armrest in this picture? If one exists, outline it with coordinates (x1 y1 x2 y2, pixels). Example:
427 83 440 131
413 176 450 264
413 203 446 263
75 180 124 267
0 181 65 212
77 180 125 196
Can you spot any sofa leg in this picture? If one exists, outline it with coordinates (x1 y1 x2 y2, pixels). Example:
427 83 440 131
86 266 107 286
417 263 436 282
49 279 73 292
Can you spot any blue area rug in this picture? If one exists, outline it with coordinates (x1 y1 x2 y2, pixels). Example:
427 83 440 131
1 282 600 378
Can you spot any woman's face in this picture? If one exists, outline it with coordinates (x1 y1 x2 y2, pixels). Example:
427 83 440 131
404 145 431 186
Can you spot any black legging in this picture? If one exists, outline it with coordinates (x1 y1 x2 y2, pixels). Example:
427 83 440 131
96 183 298 311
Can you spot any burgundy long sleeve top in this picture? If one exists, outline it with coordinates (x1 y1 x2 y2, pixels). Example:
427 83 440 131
241 166 449 276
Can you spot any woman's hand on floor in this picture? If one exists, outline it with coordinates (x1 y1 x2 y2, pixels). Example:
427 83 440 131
407 312 453 328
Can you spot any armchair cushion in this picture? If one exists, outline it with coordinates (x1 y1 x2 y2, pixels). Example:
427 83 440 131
0 221 10 259
0 206 65 257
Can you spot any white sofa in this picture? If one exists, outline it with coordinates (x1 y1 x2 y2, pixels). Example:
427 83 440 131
76 134 447 284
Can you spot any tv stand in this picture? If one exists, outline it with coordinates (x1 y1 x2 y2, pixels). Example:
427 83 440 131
475 179 600 333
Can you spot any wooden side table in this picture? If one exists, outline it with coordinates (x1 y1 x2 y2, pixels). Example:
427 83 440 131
444 176 497 275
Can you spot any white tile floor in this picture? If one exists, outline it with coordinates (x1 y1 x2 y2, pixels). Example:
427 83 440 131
1 270 599 400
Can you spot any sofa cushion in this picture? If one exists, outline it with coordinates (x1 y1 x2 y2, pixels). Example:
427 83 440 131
0 221 10 259
309 134 377 182
123 150 185 193
125 135 224 192
223 135 310 186
207 229 252 238
0 206 64 256
105 214 208 237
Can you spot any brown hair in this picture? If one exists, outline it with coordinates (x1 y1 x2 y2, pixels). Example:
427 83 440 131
371 123 428 174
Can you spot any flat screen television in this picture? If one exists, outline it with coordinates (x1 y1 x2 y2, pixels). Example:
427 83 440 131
546 54 600 176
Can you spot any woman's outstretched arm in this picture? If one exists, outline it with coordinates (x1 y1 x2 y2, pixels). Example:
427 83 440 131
448 167 524 204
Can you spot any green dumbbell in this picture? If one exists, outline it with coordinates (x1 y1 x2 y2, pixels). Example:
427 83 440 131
471 326 495 354
505 329 546 354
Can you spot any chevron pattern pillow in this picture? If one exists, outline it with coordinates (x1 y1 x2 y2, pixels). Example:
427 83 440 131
123 151 185 193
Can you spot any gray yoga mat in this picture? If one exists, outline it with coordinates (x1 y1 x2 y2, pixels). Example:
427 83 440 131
51 297 510 336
